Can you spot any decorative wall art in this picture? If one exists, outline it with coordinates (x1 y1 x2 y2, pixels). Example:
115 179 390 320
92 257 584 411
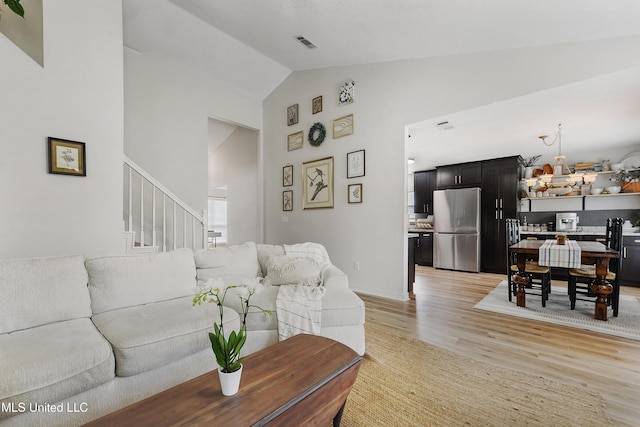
312 96 323 114
283 190 293 211
47 137 86 176
287 103 299 126
333 114 354 139
308 122 326 147
288 131 303 151
283 164 293 187
302 156 334 209
338 79 355 106
348 184 362 203
347 149 365 178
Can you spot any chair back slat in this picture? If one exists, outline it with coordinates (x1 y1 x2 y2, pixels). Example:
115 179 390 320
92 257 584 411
607 217 624 274
505 218 520 274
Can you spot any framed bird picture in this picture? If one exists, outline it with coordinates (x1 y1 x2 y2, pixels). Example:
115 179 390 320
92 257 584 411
302 157 334 209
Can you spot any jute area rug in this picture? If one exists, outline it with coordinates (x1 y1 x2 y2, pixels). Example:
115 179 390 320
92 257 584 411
340 323 611 427
474 281 640 341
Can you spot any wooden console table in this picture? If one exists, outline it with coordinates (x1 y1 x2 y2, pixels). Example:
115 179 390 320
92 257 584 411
509 240 619 321
85 334 361 426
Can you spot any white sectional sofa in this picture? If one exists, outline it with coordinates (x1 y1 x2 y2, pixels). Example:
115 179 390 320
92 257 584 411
0 242 365 427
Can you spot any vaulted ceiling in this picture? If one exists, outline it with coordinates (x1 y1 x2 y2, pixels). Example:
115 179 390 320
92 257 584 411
123 1 640 168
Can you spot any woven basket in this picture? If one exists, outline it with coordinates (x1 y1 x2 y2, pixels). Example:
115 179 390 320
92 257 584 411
623 181 640 193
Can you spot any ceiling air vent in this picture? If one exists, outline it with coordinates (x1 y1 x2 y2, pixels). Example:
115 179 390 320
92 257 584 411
295 35 318 49
436 121 454 130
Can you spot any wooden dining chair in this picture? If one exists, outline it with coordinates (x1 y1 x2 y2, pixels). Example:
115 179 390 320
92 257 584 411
506 219 551 306
568 217 623 316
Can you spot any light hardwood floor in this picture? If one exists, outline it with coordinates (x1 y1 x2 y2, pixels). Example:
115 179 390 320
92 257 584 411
358 266 640 427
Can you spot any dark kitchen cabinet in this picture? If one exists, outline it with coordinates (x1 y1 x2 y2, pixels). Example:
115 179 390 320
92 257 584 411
414 169 436 214
415 232 433 266
436 161 482 189
481 156 521 274
620 235 640 288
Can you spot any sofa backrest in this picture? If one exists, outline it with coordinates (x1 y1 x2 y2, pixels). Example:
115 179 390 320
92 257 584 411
194 242 262 283
86 248 197 315
0 255 91 334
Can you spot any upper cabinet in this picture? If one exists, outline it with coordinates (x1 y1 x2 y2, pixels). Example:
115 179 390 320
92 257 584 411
436 161 482 189
414 169 436 214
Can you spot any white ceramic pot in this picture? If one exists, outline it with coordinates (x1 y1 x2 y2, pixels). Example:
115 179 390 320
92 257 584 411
524 167 533 179
218 364 242 396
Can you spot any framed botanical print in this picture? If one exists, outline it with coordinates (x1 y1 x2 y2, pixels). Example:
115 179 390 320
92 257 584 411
287 131 303 151
333 114 354 139
302 156 334 209
347 149 365 178
348 184 362 203
283 190 293 211
283 165 293 187
312 96 323 114
287 103 299 126
339 80 355 106
47 137 86 176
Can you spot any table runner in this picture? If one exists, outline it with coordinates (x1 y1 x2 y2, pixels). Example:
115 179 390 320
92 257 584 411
538 239 581 268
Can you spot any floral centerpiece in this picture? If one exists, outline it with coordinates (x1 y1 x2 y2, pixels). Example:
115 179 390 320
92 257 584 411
193 278 271 382
555 233 568 245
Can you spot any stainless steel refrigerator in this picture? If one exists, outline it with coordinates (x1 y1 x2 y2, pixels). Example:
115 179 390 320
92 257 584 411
433 187 481 272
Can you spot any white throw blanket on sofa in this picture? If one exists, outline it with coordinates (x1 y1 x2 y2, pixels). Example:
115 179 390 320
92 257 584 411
275 243 329 341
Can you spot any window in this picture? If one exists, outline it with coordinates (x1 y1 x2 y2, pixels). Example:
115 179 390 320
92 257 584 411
208 197 227 244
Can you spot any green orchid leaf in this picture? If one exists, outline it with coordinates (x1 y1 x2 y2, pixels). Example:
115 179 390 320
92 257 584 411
5 0 25 17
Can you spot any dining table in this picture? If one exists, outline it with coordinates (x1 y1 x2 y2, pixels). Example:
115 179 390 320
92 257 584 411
509 239 619 321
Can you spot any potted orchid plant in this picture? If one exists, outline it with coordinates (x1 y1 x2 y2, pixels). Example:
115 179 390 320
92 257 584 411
193 278 271 395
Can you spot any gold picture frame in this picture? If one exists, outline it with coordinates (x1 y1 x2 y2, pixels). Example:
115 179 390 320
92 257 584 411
47 137 86 176
302 157 334 209
333 114 354 139
287 131 303 151
287 103 299 126
312 95 323 114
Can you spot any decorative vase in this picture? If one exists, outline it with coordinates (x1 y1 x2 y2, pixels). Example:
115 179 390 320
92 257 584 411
524 166 533 179
218 364 242 396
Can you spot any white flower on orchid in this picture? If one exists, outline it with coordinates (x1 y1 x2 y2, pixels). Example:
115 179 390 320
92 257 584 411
235 286 250 300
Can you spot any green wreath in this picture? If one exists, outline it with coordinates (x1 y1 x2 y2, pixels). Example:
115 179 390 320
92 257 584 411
308 122 326 147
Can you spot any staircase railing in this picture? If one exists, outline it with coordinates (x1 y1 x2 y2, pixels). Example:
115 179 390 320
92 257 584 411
124 156 207 253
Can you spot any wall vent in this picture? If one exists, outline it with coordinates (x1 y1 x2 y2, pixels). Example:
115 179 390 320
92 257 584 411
295 35 318 49
436 121 454 130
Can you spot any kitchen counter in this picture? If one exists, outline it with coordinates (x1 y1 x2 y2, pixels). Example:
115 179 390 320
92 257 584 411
408 228 434 234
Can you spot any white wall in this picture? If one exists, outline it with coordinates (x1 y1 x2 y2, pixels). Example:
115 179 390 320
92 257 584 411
263 37 640 300
124 48 263 220
209 126 259 245
0 1 124 259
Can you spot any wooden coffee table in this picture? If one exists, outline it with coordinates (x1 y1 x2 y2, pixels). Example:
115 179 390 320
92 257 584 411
85 334 362 426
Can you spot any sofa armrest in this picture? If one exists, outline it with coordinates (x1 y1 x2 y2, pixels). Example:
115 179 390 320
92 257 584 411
322 265 349 290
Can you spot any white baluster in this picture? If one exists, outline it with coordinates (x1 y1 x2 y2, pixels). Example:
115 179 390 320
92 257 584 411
173 202 177 251
152 185 157 247
162 194 167 252
127 166 133 232
140 177 145 246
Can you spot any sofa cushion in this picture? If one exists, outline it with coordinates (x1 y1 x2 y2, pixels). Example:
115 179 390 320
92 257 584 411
195 242 262 282
256 244 286 277
264 255 322 286
0 255 91 334
91 296 240 377
87 248 197 315
0 318 114 417
222 284 365 333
